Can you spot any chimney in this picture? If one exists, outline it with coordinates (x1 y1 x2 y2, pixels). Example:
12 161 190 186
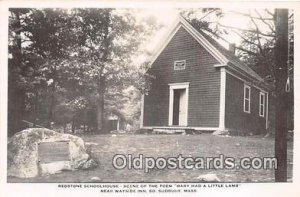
229 43 236 55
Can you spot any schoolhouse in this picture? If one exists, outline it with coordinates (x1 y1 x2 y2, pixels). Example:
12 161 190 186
141 16 270 134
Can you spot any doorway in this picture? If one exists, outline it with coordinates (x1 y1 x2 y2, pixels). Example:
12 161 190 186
168 83 189 126
172 89 187 125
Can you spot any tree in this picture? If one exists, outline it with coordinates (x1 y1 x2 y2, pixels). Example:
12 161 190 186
181 9 293 86
182 9 293 182
8 9 29 136
8 8 78 135
22 9 76 127
274 9 289 182
8 8 158 135
68 8 158 133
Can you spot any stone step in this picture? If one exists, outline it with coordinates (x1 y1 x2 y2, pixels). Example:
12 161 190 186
153 128 193 134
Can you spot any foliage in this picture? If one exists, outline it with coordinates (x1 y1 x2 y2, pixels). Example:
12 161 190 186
181 9 294 88
8 8 158 135
181 9 294 135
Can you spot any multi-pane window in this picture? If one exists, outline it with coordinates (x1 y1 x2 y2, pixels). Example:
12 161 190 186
259 92 265 117
244 84 251 113
174 60 186 70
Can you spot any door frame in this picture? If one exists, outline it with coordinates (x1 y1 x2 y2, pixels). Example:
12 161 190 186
168 82 189 126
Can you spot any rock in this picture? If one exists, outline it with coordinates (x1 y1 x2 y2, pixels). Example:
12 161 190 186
245 178 252 182
91 176 101 181
78 158 98 170
110 130 126 134
39 162 70 175
7 128 97 178
85 142 99 146
212 130 229 136
72 153 90 169
111 134 117 137
195 174 221 182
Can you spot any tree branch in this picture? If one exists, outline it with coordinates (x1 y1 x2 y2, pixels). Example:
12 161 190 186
202 29 230 44
232 30 259 48
249 10 263 53
198 9 217 21
229 10 274 20
202 29 258 56
216 22 275 37
235 45 258 56
254 9 275 33
265 9 275 17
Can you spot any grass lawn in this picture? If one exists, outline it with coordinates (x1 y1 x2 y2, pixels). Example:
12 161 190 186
8 133 293 183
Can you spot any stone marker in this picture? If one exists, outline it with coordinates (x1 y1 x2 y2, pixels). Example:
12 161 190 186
8 128 97 178
38 141 70 163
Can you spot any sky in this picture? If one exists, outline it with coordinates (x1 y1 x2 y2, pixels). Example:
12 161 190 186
131 8 274 66
135 8 262 52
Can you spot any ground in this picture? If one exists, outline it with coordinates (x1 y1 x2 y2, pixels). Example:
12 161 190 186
8 133 293 183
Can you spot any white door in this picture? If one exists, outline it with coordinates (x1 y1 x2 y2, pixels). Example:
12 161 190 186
168 82 189 126
179 89 187 126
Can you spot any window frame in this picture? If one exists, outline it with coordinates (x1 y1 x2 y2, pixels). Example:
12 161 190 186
174 60 186 70
243 84 251 113
259 92 265 117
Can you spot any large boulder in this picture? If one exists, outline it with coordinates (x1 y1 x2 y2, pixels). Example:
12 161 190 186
8 128 97 178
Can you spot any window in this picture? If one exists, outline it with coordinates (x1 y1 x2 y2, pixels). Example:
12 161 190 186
259 92 265 117
243 84 251 113
174 60 186 70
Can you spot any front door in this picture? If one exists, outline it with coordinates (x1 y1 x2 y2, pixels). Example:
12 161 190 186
169 82 189 126
172 89 187 126
178 89 187 125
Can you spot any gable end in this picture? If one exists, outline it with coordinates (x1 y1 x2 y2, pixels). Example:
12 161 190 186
149 16 229 67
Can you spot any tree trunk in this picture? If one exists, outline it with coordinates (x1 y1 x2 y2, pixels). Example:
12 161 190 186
95 11 110 134
72 119 75 133
96 77 106 133
47 65 57 127
274 9 289 182
34 89 39 123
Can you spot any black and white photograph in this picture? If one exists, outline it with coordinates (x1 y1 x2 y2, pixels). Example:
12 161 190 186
0 1 299 197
